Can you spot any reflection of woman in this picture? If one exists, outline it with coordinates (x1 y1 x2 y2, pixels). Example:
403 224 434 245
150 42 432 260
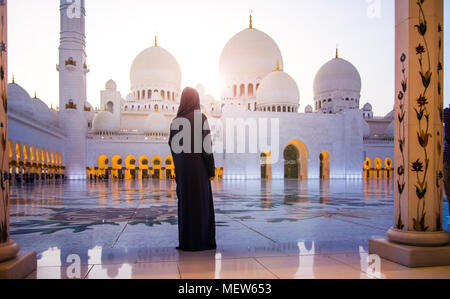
169 87 217 251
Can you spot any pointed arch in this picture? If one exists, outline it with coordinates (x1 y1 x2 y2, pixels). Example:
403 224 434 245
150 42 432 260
152 155 162 179
248 84 254 97
41 149 46 166
364 157 372 179
384 157 393 179
165 155 174 179
97 155 109 179
35 147 41 164
125 155 137 180
98 155 109 168
46 150 50 166
240 84 245 97
112 155 123 179
8 140 13 162
260 150 272 180
30 146 36 163
284 139 308 179
374 157 382 179
139 155 150 180
319 151 330 179
22 144 29 163
15 142 21 162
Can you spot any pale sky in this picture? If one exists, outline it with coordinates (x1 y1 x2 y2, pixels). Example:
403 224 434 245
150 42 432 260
7 0 450 116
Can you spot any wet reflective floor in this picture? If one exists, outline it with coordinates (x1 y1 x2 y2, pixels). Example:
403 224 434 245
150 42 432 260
8 179 450 279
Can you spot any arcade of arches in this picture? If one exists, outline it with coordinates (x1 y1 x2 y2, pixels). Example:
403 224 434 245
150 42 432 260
88 154 224 180
7 140 64 183
7 141 393 182
363 157 393 179
260 140 392 180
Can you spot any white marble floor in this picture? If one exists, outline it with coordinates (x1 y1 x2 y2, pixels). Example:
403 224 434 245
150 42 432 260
7 179 449 279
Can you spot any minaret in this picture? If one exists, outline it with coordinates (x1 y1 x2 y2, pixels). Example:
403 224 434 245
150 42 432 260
57 0 88 180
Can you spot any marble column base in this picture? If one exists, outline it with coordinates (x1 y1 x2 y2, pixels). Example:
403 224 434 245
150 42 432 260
369 238 450 268
0 240 20 262
387 228 449 247
0 252 37 279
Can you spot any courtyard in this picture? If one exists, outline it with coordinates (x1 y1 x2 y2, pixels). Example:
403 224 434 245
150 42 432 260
8 179 450 279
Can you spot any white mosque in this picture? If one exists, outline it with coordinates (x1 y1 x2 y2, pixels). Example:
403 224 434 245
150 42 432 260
7 1 394 181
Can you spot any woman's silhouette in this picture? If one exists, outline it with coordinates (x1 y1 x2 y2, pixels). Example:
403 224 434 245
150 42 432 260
169 87 217 251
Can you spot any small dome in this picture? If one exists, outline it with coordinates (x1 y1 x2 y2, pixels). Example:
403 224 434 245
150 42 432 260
31 98 52 124
92 111 119 133
256 70 300 107
220 28 283 82
84 102 95 122
384 109 394 120
105 79 117 90
386 121 395 138
363 120 371 138
314 57 361 97
362 103 373 111
304 105 313 113
143 113 170 134
8 83 33 114
130 46 182 91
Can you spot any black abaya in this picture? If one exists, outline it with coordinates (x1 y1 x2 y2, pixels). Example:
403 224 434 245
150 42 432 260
169 87 216 252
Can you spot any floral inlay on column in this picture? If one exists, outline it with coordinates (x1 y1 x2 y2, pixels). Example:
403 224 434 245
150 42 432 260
396 53 407 230
435 20 444 231
411 0 444 232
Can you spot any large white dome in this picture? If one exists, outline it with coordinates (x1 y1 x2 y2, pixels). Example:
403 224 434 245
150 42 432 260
143 113 170 135
219 28 283 82
313 57 361 96
8 83 33 114
130 46 182 91
256 71 299 107
92 111 119 133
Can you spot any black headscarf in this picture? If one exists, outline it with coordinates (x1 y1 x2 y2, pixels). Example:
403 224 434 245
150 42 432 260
177 87 201 117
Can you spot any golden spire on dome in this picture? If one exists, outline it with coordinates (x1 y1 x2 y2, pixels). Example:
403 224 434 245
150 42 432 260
155 35 158 47
33 91 37 99
12 75 15 84
274 60 282 71
249 10 253 29
336 45 339 58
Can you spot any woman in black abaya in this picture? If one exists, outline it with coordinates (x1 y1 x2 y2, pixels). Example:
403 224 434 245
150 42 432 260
169 87 217 252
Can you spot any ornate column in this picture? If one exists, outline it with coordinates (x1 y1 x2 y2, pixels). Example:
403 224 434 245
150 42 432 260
370 0 449 268
0 0 36 278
